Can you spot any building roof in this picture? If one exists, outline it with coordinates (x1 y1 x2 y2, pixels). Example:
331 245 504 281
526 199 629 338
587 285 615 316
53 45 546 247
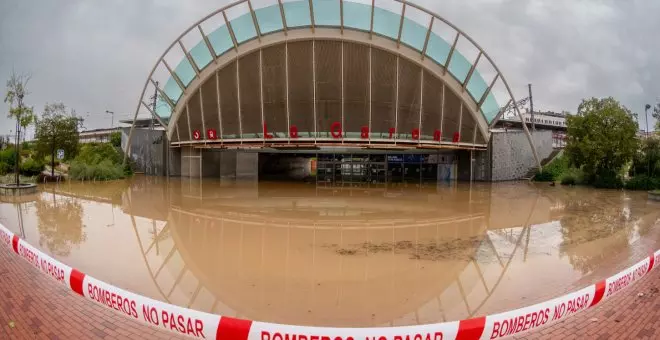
126 0 537 156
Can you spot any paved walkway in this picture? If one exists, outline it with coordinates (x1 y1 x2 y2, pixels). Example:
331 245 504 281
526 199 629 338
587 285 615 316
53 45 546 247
1 239 659 340
0 244 183 340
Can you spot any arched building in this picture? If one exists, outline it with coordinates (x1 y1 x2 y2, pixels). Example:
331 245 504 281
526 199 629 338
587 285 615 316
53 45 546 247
124 0 550 181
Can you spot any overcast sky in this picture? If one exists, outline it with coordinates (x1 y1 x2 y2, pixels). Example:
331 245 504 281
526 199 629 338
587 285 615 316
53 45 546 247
1 0 658 138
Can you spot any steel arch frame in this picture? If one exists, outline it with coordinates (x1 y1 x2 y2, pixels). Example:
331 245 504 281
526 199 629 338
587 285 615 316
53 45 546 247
124 0 540 169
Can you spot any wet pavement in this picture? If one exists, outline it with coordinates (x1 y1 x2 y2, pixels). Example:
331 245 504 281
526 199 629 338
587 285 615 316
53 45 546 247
0 176 659 327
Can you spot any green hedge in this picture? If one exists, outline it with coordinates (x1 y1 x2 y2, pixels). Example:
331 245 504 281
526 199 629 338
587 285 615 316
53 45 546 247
0 148 16 168
624 175 660 191
560 168 585 186
593 170 624 189
69 159 125 181
533 156 568 182
0 162 10 175
19 158 44 176
68 143 127 181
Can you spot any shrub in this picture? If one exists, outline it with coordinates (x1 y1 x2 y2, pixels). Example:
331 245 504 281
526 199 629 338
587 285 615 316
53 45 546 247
534 155 568 182
69 159 124 181
560 168 585 186
624 175 660 191
534 170 555 182
110 131 122 148
19 158 44 176
76 143 122 165
593 170 624 189
0 148 17 168
0 162 9 175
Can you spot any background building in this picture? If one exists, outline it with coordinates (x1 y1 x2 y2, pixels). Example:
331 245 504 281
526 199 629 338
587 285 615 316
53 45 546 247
123 0 557 182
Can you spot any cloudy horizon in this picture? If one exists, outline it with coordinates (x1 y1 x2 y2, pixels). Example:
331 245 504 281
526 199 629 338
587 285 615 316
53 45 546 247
1 0 658 138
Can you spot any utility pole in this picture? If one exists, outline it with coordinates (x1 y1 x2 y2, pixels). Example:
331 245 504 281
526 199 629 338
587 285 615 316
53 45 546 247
148 81 159 175
528 83 535 131
644 104 651 139
105 110 115 128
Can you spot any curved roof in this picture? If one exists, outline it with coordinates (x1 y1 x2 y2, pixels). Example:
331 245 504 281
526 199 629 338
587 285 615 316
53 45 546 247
128 0 528 150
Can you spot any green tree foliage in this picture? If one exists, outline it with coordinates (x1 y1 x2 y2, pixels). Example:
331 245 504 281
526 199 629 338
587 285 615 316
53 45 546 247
629 137 660 178
34 102 83 176
653 103 660 131
69 143 127 181
110 131 121 148
19 158 44 176
4 72 35 185
533 155 569 182
564 97 638 188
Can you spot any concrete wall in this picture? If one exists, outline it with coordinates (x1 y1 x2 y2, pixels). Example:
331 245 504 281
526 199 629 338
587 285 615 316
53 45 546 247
181 147 201 178
236 152 258 180
178 148 258 180
456 150 490 181
121 128 167 176
168 147 181 177
490 129 553 181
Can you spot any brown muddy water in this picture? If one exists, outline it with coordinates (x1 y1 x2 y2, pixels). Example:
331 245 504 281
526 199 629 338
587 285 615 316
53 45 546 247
1 177 659 327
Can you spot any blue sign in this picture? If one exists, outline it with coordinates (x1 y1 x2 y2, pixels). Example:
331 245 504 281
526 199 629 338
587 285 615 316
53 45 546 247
387 154 423 163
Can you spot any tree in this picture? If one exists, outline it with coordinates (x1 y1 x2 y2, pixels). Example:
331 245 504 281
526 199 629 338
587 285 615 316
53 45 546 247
4 72 35 186
564 97 638 187
110 131 121 147
34 103 83 177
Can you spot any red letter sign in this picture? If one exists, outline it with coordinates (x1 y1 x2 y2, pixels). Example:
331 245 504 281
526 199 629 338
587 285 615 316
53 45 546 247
206 129 217 140
361 126 369 139
263 123 273 139
453 132 461 143
289 125 299 138
192 130 201 140
330 122 342 139
412 128 420 140
389 127 396 139
433 129 441 141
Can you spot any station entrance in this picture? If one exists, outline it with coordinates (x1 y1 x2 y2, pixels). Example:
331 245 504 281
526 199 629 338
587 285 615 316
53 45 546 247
258 151 459 184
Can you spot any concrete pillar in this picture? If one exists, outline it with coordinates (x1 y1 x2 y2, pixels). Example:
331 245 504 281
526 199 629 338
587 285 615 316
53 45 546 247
168 147 181 177
181 146 201 178
220 150 237 179
201 149 222 177
236 152 258 180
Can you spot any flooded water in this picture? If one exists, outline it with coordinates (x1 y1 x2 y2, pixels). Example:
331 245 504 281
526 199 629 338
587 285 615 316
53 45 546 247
1 177 659 327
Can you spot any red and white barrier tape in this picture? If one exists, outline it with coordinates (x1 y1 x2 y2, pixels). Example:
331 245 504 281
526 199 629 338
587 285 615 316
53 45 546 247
1 222 658 340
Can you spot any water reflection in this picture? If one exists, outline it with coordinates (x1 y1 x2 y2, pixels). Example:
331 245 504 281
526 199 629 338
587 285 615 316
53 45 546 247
35 191 86 256
0 177 658 326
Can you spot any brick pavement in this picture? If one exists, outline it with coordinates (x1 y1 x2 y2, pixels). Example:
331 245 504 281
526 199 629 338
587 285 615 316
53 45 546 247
515 266 660 340
1 233 659 339
0 244 185 340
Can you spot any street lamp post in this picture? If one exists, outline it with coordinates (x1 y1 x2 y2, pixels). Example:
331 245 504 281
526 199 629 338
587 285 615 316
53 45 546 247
644 104 651 139
105 110 115 129
644 104 651 178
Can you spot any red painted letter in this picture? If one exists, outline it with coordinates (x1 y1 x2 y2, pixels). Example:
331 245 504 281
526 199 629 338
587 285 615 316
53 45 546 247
330 122 342 139
289 125 299 138
207 129 217 140
361 126 369 139
433 129 441 141
263 123 273 139
192 130 201 140
389 127 396 139
411 128 420 140
453 132 461 143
